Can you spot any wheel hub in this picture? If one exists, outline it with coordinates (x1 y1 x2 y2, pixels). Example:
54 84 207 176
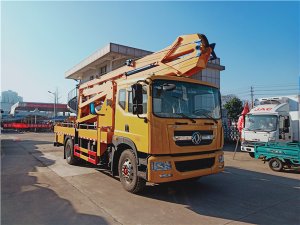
272 161 279 168
66 145 71 159
122 159 133 182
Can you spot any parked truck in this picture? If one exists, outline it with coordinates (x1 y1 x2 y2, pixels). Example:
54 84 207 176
54 34 225 193
241 95 300 157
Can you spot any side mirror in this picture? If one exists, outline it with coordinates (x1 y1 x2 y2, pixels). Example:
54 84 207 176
284 118 290 128
283 127 289 133
133 105 143 115
283 118 290 133
132 84 143 105
131 83 148 123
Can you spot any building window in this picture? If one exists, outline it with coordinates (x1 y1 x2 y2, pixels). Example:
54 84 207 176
118 89 126 110
100 66 107 75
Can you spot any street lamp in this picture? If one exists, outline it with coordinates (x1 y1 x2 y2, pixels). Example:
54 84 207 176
48 90 56 119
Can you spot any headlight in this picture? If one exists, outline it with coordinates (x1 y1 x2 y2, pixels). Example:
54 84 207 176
202 135 214 140
218 155 224 163
151 161 172 171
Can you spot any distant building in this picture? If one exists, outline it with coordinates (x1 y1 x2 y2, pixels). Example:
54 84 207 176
1 102 71 131
10 102 70 117
0 90 23 113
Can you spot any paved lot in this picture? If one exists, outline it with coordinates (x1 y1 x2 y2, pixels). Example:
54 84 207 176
1 132 299 225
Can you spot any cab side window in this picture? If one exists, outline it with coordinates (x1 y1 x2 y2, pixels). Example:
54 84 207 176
118 89 126 110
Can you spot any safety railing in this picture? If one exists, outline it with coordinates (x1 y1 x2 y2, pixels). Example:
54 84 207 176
56 122 75 128
78 124 97 129
67 88 78 112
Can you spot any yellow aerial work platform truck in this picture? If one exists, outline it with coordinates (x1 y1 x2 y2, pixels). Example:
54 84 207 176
54 33 225 193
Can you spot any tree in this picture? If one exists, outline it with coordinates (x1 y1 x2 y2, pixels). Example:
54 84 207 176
224 97 243 121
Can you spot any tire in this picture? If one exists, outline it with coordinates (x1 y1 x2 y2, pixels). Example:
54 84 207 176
249 152 255 158
118 149 146 193
268 158 283 172
65 138 78 165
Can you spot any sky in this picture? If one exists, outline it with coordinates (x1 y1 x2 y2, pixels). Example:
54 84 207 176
1 1 299 103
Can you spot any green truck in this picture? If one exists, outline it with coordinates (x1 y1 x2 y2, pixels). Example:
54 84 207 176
254 142 300 172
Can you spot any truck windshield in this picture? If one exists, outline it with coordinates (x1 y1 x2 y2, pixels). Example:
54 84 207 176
245 115 277 132
152 79 221 119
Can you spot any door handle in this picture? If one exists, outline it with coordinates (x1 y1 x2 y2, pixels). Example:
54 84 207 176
125 124 129 132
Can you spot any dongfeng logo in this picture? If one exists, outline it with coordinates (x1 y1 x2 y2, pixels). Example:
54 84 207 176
191 132 202 145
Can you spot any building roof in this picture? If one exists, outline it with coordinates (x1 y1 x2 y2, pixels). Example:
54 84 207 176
65 43 153 80
10 102 69 115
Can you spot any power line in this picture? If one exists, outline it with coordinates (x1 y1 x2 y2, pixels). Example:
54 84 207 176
222 84 298 96
221 87 252 92
255 90 298 93
254 88 298 91
238 94 251 97
253 84 298 88
222 91 250 95
254 93 298 96
255 91 299 94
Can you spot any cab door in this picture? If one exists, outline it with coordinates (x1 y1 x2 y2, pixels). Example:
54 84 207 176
114 85 149 154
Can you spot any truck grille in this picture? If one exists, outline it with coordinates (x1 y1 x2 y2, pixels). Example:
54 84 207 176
242 141 261 147
174 130 213 146
175 157 215 172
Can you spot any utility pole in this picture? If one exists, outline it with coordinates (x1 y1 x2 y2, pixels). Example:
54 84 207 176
49 88 61 121
250 86 254 108
48 90 57 119
55 87 58 118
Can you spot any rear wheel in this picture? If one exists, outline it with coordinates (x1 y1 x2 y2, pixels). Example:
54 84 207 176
65 138 78 165
118 149 146 193
249 152 255 158
269 158 283 172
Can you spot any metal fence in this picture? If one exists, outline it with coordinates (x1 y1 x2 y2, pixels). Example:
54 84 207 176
223 124 240 143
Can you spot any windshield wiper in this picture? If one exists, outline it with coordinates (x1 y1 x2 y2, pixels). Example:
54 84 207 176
247 128 263 133
174 112 196 123
193 111 218 124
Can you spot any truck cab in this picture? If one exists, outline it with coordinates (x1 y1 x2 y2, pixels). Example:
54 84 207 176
241 96 299 157
115 76 224 184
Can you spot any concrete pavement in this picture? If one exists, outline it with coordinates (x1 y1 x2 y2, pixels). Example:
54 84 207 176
1 132 299 225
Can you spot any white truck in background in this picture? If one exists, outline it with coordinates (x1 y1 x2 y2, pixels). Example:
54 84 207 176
241 95 300 157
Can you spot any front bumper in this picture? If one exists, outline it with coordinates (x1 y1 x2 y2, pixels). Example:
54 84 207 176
241 146 255 153
147 150 224 183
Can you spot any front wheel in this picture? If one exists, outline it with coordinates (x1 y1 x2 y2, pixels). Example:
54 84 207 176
118 149 146 193
269 158 283 172
249 152 255 158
